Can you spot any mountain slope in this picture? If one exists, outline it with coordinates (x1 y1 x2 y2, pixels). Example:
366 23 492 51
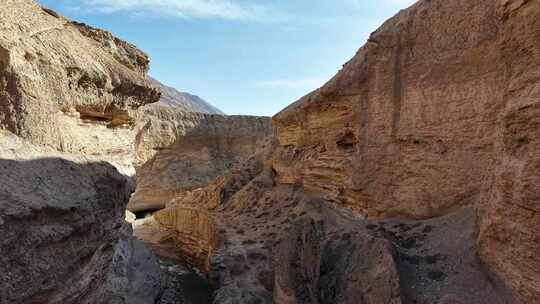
149 77 224 114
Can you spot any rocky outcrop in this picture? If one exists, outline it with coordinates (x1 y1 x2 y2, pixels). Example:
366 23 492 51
0 0 159 175
477 1 540 303
272 0 507 219
151 0 539 302
167 138 272 211
153 159 514 304
0 130 163 304
154 207 217 272
149 77 224 114
274 218 402 304
270 1 540 299
128 106 271 212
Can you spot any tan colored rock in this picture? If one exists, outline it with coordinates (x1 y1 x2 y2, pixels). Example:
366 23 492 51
272 0 508 219
155 0 540 302
154 207 216 272
167 138 272 211
0 0 160 175
477 1 540 303
128 106 271 212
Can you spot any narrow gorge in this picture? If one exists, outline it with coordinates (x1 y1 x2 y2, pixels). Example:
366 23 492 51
0 0 539 303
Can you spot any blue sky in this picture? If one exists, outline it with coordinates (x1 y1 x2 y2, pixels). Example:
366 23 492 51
36 0 416 116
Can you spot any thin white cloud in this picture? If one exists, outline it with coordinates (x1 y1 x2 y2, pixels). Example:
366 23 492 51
257 78 327 89
74 0 278 22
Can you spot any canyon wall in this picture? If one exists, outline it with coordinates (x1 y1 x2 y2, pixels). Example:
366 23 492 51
1 0 538 303
270 0 540 302
0 130 163 304
272 0 504 219
128 105 271 212
477 1 540 302
0 2 200 303
0 0 159 175
152 0 539 303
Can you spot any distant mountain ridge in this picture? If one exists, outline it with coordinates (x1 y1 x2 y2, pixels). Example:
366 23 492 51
149 77 224 115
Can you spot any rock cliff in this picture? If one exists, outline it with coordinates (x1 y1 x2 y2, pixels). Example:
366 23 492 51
0 130 163 304
0 0 159 175
272 0 505 219
128 106 271 212
0 2 218 303
477 1 540 303
152 0 540 303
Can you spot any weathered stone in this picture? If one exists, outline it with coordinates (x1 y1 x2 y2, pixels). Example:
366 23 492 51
153 1 540 303
0 0 160 175
129 107 271 212
477 2 540 302
273 219 323 304
154 207 217 272
0 130 162 303
272 0 502 219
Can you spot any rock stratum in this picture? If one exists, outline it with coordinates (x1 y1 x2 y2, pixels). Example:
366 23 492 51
0 0 160 175
129 107 271 212
145 0 540 303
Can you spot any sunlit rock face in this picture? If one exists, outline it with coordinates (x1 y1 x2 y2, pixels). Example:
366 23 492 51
148 0 539 302
128 107 271 212
0 0 160 175
270 0 540 302
272 0 506 219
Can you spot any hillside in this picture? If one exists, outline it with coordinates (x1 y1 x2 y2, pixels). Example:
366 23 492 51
149 77 224 114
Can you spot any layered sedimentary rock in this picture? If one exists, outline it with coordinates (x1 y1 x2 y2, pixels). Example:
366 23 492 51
477 1 540 303
153 159 513 304
128 107 271 212
0 0 160 175
0 130 163 304
271 1 540 300
272 0 507 219
154 207 216 272
155 0 539 302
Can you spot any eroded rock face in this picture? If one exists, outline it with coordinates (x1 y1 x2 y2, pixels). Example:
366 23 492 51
129 106 271 212
272 0 502 219
0 0 159 175
154 207 217 272
269 1 540 299
477 1 540 302
151 0 539 302
0 131 162 304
